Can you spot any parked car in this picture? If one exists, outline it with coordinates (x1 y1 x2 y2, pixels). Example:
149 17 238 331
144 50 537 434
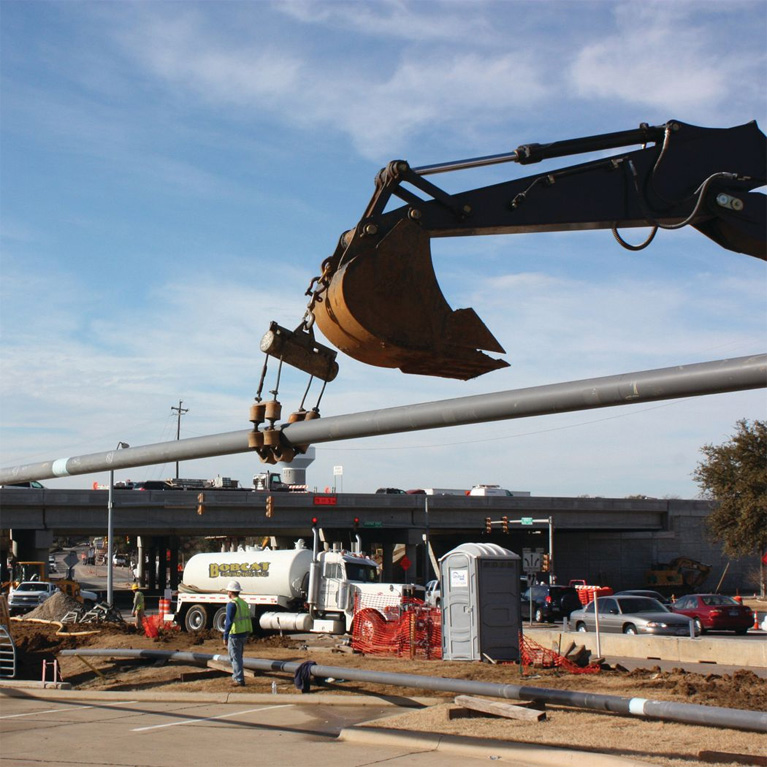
375 488 406 494
613 589 671 605
671 593 753 635
570 595 696 636
424 579 441 607
521 584 581 623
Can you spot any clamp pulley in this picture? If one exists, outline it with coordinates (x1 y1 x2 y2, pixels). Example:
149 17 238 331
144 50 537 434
248 321 337 464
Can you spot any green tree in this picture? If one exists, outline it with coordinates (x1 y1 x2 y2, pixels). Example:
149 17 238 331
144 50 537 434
693 419 767 595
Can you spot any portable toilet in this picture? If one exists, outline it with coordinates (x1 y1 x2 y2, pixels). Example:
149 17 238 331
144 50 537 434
440 542 521 662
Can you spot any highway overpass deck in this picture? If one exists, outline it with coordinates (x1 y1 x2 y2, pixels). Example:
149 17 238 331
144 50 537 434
0 488 704 538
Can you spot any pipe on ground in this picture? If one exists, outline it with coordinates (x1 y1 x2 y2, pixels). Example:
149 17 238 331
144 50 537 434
59 648 766 733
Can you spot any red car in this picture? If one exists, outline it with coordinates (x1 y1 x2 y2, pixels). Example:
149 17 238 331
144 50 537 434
671 594 753 634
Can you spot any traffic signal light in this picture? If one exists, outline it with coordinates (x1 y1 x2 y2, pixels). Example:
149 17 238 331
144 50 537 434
541 553 550 572
311 516 319 528
353 517 360 531
485 517 492 534
502 516 509 533
265 495 274 518
196 492 205 516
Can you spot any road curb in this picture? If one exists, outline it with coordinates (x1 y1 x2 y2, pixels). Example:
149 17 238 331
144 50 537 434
0 683 440 708
339 726 655 766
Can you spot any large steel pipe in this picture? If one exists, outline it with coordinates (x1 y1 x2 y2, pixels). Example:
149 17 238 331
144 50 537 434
59 648 767 733
2 354 765 485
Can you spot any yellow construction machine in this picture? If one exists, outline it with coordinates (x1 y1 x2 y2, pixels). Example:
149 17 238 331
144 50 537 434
646 556 711 592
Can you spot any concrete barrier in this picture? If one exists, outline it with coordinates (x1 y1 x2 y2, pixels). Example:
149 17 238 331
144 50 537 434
530 628 766 668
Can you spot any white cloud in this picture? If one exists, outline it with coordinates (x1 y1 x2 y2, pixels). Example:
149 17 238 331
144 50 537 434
107 4 549 159
568 3 758 116
275 0 495 43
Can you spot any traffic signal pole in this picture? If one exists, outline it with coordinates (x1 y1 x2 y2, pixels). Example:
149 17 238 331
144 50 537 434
494 516 554 582
548 516 554 585
1 354 765 484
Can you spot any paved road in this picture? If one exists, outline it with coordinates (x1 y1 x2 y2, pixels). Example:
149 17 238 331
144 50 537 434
0 695 534 767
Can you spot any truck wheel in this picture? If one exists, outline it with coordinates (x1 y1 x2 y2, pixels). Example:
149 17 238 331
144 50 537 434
184 605 208 632
576 622 587 632
212 607 228 633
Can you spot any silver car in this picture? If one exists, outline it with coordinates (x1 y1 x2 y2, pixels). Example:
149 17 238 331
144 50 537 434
570 595 696 636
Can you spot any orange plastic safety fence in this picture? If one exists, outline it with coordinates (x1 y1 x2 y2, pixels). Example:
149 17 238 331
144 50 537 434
351 594 442 659
520 633 601 674
574 585 614 605
142 614 180 639
143 614 162 638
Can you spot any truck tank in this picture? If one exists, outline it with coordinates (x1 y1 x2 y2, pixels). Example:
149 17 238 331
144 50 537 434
181 548 313 599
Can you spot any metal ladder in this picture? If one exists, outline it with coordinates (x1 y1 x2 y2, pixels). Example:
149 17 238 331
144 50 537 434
0 626 16 678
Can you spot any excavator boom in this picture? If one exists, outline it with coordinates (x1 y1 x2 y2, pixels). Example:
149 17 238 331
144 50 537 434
312 120 766 380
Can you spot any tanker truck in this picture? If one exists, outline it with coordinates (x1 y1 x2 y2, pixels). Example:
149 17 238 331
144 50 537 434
176 531 420 635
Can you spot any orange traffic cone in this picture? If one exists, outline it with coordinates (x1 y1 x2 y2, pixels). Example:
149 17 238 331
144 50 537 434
754 611 760 630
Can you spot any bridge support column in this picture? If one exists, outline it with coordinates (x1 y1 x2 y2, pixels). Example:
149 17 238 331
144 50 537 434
136 536 145 586
156 536 169 591
381 541 394 582
404 542 418 584
9 529 53 567
147 541 157 590
168 536 179 590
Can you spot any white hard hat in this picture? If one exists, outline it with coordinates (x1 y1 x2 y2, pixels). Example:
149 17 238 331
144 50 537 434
226 580 242 593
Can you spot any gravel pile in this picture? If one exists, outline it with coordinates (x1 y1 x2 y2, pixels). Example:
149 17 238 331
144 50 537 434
23 590 83 621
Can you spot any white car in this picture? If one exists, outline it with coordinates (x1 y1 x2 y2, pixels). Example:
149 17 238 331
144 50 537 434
425 580 441 607
570 595 697 636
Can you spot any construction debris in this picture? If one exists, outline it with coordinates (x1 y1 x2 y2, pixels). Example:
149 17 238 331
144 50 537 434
450 695 546 722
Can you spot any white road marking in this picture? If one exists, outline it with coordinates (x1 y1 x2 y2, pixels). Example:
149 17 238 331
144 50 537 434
132 704 293 732
0 700 137 720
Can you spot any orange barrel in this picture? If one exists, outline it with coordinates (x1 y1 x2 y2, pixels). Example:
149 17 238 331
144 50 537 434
158 598 170 618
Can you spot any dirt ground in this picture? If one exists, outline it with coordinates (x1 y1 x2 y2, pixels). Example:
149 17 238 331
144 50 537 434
5 612 766 767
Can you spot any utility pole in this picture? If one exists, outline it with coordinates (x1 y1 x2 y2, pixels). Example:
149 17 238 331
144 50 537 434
171 400 189 479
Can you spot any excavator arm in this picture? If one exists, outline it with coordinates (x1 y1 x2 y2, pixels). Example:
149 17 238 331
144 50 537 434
311 120 766 380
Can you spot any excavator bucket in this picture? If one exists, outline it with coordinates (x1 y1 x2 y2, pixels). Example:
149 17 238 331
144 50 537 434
313 218 509 380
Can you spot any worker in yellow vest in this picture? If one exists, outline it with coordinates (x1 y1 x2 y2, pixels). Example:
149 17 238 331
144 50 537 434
131 583 145 630
223 580 252 687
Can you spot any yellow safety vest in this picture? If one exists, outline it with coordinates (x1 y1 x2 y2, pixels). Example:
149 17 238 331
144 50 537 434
230 596 252 635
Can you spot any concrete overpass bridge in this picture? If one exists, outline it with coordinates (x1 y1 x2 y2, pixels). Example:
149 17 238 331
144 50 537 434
2 487 742 595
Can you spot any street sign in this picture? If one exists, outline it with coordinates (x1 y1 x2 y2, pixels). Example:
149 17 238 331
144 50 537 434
363 521 383 528
522 549 542 573
520 517 534 525
313 496 337 505
400 555 411 571
63 551 79 569
333 465 344 476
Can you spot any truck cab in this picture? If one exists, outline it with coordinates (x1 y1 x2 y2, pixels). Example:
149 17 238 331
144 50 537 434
8 581 59 615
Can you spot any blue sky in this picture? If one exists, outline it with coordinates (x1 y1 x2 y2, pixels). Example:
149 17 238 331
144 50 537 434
1 0 765 497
